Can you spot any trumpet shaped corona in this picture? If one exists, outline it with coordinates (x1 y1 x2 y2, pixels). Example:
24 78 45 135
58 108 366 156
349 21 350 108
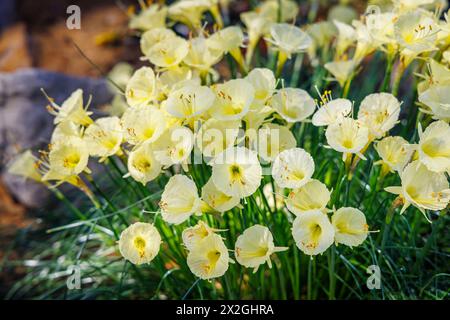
210 79 255 121
325 117 369 160
417 120 450 173
126 143 161 185
272 148 315 189
152 126 194 166
201 178 241 213
418 85 450 121
45 89 93 127
159 175 203 224
125 67 157 108
182 221 218 251
312 98 352 127
146 37 189 69
271 88 315 123
129 4 167 31
196 118 241 159
252 123 297 162
385 161 450 217
43 137 89 178
118 222 161 265
121 106 166 145
187 233 229 280
211 147 262 198
165 85 215 120
245 68 276 106
267 23 313 58
84 117 123 160
292 210 335 256
7 150 42 182
331 207 369 247
375 136 413 174
140 28 177 57
235 225 288 273
286 179 331 215
357 93 401 140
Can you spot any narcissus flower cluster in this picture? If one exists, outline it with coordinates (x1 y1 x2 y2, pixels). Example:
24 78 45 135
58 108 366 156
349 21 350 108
7 0 449 290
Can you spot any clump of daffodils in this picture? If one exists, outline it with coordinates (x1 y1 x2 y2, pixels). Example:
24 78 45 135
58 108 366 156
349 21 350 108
8 0 449 295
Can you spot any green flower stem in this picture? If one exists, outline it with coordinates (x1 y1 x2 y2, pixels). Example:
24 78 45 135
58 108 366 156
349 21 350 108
328 245 336 300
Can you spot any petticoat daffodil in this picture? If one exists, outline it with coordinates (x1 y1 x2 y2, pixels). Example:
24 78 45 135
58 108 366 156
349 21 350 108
324 60 355 88
128 4 167 32
286 179 331 216
159 174 203 225
267 23 313 75
385 160 450 218
270 88 316 123
84 116 123 161
207 26 245 71
418 84 450 121
44 89 93 127
183 37 223 77
118 222 161 265
121 105 166 145
165 85 215 120
43 137 90 178
152 126 194 168
245 68 276 106
312 97 352 127
357 93 401 140
235 225 288 273
201 178 241 213
251 123 296 163
51 121 83 143
182 221 220 251
140 28 176 57
195 118 241 159
210 79 255 121
417 120 450 173
272 148 315 189
146 37 189 69
211 147 262 198
331 207 369 247
375 136 413 175
325 117 369 161
292 210 335 256
125 67 157 108
187 233 229 280
7 150 42 182
168 0 211 31
126 143 161 185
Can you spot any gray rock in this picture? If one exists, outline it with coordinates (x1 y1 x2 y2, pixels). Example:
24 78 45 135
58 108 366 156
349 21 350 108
0 68 114 208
